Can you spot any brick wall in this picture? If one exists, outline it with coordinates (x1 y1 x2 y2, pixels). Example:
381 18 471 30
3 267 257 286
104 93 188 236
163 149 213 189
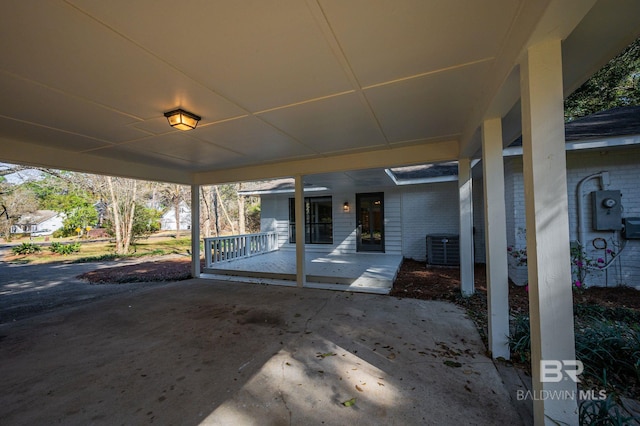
505 146 640 287
400 182 460 261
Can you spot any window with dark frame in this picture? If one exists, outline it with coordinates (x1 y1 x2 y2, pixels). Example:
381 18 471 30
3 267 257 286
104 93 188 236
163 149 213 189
289 196 333 244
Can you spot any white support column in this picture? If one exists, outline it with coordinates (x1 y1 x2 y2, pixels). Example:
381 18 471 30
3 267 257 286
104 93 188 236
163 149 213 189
294 175 306 288
190 184 201 278
458 158 474 296
521 39 578 425
482 118 510 360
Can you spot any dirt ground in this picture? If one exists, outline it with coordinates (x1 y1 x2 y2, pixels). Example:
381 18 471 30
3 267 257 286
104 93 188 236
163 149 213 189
389 259 640 312
79 257 640 313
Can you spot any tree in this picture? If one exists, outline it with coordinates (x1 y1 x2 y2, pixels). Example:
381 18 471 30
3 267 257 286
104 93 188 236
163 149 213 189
237 183 246 235
105 176 137 255
565 37 640 121
60 205 98 237
26 173 98 237
0 183 38 240
156 183 189 236
130 204 161 243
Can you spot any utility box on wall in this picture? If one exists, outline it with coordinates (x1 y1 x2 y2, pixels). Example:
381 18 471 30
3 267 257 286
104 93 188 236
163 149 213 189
623 217 640 239
592 190 622 231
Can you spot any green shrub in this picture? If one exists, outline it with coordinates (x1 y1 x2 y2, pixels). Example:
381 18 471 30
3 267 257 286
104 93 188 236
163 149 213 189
509 312 640 397
579 395 638 425
50 242 81 255
11 242 42 255
509 314 531 364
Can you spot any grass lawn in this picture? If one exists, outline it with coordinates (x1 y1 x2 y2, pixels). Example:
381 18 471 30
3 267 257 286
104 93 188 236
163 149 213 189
4 233 193 264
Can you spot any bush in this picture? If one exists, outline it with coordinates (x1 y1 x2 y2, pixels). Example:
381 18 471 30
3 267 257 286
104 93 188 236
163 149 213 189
50 242 81 255
11 242 42 255
509 310 640 397
580 395 638 425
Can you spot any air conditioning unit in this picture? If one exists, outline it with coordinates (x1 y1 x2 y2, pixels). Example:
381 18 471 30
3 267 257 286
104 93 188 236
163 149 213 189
426 234 460 266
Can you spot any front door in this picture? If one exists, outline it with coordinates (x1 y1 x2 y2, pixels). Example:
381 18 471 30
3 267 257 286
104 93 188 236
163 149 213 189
356 192 384 252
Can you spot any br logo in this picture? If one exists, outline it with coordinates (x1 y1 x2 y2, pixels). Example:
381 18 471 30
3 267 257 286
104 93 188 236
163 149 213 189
541 360 584 383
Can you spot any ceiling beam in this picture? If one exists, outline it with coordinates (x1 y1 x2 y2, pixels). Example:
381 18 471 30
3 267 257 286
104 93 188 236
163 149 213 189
193 139 459 185
0 138 191 184
459 0 598 158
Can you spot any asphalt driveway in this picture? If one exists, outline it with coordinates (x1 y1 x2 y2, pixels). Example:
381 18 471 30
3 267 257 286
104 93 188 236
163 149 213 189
0 248 172 324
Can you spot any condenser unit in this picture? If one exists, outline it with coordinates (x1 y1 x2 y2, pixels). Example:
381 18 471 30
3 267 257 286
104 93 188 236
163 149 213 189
426 234 460 266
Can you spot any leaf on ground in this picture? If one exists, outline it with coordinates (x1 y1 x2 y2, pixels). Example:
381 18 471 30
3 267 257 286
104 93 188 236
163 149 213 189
355 385 363 392
377 382 385 386
444 360 462 368
342 397 356 407
317 352 337 358
387 353 396 360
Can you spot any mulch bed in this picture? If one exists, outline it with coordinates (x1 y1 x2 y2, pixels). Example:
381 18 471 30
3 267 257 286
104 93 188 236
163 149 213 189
80 257 640 314
390 258 640 312
78 258 194 284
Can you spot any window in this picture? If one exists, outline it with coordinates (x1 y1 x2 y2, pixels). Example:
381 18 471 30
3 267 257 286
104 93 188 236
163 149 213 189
289 196 333 244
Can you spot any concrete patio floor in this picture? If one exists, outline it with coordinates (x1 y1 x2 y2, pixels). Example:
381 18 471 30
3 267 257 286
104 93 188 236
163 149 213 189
203 250 403 294
0 278 525 425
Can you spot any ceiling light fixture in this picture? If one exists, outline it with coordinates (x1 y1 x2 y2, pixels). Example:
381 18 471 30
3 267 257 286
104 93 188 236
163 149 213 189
164 108 201 131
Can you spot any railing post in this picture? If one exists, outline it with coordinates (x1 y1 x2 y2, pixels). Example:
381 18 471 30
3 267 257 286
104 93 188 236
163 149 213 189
205 239 212 268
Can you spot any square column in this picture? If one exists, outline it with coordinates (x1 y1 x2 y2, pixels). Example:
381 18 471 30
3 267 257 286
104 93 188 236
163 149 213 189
458 158 474 296
190 184 201 278
521 39 578 424
482 118 510 360
294 175 306 288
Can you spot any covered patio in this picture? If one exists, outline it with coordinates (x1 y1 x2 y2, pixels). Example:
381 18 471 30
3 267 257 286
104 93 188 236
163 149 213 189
203 249 403 294
2 1 639 423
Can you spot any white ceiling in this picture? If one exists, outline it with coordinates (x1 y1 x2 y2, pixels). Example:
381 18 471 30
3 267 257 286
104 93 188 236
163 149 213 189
0 0 638 185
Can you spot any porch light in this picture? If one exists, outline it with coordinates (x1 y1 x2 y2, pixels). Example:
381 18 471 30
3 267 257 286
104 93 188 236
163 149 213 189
343 202 350 212
164 108 201 131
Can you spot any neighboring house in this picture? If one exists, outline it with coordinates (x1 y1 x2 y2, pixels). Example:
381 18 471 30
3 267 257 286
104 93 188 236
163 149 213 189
160 201 191 231
244 106 640 288
11 210 65 236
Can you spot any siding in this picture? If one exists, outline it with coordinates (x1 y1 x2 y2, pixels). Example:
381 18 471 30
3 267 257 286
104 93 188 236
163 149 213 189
505 146 640 287
260 189 401 255
385 192 402 255
400 182 460 261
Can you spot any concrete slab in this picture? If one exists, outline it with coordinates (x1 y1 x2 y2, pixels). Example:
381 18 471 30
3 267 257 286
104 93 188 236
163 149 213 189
204 250 403 294
0 279 523 425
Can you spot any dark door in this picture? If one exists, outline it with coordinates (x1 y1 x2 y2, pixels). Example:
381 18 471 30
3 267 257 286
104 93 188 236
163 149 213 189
356 192 384 252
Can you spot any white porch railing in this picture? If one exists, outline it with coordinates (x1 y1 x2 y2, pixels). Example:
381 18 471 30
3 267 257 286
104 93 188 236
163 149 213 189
204 232 278 267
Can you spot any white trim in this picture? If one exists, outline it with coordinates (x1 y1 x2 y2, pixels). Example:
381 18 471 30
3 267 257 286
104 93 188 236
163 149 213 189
385 168 458 185
238 186 329 196
503 134 640 157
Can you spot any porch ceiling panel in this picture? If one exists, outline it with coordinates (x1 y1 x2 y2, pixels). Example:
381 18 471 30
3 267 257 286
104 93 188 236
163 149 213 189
257 92 387 154
0 117 110 153
0 2 246 124
109 133 244 169
319 0 521 87
67 0 354 113
191 116 315 164
365 60 494 144
0 0 637 185
84 143 205 172
0 73 147 144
